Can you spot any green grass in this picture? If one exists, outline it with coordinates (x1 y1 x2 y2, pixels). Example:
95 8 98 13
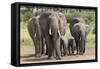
86 32 95 48
20 22 96 48
20 22 34 46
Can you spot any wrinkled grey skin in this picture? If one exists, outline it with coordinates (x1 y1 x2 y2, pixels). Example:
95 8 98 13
39 12 66 59
27 16 42 57
70 18 90 55
60 36 76 56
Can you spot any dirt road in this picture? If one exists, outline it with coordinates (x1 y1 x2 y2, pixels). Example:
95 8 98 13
20 46 95 64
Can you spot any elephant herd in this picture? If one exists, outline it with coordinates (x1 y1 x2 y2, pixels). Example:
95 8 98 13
27 12 90 60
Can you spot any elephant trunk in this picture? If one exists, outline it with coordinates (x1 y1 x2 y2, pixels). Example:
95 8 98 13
80 32 86 54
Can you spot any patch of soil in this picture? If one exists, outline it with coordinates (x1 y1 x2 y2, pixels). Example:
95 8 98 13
20 46 95 64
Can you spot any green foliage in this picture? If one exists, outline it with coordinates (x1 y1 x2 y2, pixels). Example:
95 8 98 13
20 8 34 22
20 22 34 46
86 33 95 48
64 12 80 23
20 7 96 48
92 27 95 34
20 11 33 22
81 12 95 24
64 12 95 25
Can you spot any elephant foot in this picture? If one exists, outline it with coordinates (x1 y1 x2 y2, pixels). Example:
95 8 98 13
67 54 70 56
76 52 80 55
41 54 45 56
61 54 65 57
67 53 70 56
47 57 55 60
56 57 61 60
45 52 48 55
79 52 84 55
35 54 41 57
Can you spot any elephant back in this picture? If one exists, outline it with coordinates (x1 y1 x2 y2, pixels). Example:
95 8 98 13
70 17 85 26
70 17 86 37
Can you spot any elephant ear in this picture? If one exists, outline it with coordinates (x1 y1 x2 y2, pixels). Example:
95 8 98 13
85 24 90 35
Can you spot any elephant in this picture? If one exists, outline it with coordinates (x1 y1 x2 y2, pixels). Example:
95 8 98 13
69 17 90 55
27 16 43 57
39 12 67 59
60 36 76 56
68 37 76 55
57 13 67 56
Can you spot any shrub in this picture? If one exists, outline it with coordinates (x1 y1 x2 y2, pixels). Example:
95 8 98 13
20 11 33 22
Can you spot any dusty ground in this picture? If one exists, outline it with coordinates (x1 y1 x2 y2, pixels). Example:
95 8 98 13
20 46 95 64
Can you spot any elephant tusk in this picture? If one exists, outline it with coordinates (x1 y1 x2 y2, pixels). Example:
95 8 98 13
34 33 36 38
49 27 52 35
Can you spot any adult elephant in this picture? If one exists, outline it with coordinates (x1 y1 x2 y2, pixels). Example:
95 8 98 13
69 17 90 55
39 12 67 59
56 13 67 56
27 16 43 57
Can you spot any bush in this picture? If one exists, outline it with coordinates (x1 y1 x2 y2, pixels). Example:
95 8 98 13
64 11 95 25
20 11 33 22
64 12 81 23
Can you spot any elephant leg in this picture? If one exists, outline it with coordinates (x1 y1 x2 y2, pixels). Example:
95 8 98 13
45 44 48 55
70 44 73 55
75 38 79 55
63 42 67 56
41 37 45 55
69 42 73 55
52 32 61 59
79 39 84 55
79 33 86 55
83 39 86 53
45 37 48 55
32 38 37 56
35 38 42 57
60 43 63 56
32 37 40 57
71 40 75 54
80 38 86 55
79 40 82 55
55 38 61 60
71 45 74 55
68 44 70 55
45 35 54 59
60 39 64 56
27 27 39 57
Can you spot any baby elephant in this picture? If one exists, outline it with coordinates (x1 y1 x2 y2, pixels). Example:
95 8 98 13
68 37 76 55
60 36 76 56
